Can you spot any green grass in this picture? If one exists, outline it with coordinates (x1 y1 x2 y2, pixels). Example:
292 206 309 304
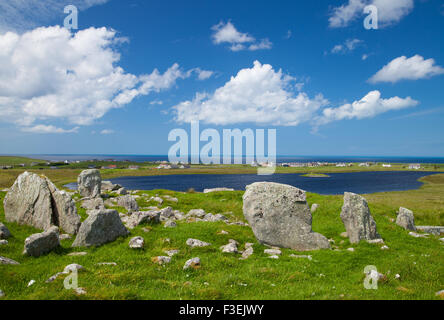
0 156 45 166
1 182 443 300
301 173 330 178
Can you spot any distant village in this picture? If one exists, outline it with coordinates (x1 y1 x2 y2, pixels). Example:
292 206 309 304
0 159 425 170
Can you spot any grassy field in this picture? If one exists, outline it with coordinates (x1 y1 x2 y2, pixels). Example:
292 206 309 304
0 174 443 300
0 156 45 166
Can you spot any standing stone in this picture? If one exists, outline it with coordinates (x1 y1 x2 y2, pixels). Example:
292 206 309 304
77 169 101 198
396 207 416 231
0 223 11 239
72 209 129 247
23 226 60 257
243 182 330 251
3 172 80 234
4 172 54 231
340 192 381 244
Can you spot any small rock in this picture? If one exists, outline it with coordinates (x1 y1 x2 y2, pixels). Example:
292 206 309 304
0 223 11 239
164 220 177 228
439 238 444 243
129 236 145 249
395 274 401 280
187 209 206 218
152 256 171 265
0 240 8 246
59 234 72 240
340 232 348 238
0 289 4 297
152 197 163 205
264 249 281 255
142 227 152 233
311 204 319 213
408 232 428 238
381 245 390 250
289 254 313 261
220 239 239 253
27 280 36 287
97 262 117 266
269 255 279 259
367 239 385 244
0 256 20 265
347 248 355 252
117 187 128 195
46 272 67 283
186 238 211 248
240 243 254 260
23 226 60 257
218 230 229 235
67 252 88 256
183 257 201 270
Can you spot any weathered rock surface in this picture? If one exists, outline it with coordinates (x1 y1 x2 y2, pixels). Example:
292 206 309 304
160 207 174 221
117 195 139 213
415 226 444 235
129 236 144 249
117 187 128 195
77 169 101 198
311 204 319 213
164 220 177 228
81 197 104 211
220 239 239 253
0 223 11 239
186 238 211 248
72 209 129 247
101 181 121 192
0 240 8 246
187 209 206 218
152 256 171 265
264 248 282 255
0 256 19 265
183 257 201 269
240 243 254 260
340 192 381 244
126 210 160 229
396 207 416 231
23 226 60 257
243 182 330 251
3 172 81 234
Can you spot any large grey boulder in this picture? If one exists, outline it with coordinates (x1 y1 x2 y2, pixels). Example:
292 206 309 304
23 226 60 257
3 172 81 234
0 223 11 239
116 195 139 213
396 207 416 231
243 182 330 251
72 209 129 247
77 169 101 198
340 192 381 244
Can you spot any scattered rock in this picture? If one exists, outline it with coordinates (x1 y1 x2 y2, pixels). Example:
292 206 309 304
129 236 144 249
415 226 444 236
164 220 177 228
204 213 228 222
97 262 117 266
160 207 175 221
439 238 444 243
187 209 206 218
381 245 390 250
220 239 239 253
340 192 381 244
367 239 385 244
75 287 87 295
0 256 20 265
269 255 279 259
46 272 67 283
240 243 254 260
126 210 160 229
218 230 229 235
117 195 139 213
72 209 129 247
23 226 60 257
67 252 88 256
0 290 4 297
117 187 128 195
163 195 178 203
183 257 201 270
78 169 101 198
151 197 163 205
59 234 72 240
243 182 330 251
27 280 36 287
347 248 355 252
436 290 444 298
4 172 81 234
396 207 416 231
408 232 428 238
0 240 7 246
0 223 11 239
101 181 121 192
264 248 282 255
311 204 319 213
395 274 401 280
81 197 104 210
186 238 211 248
203 188 235 193
152 256 171 265
340 232 348 238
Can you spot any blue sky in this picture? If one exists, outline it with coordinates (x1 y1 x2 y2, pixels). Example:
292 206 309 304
0 0 443 156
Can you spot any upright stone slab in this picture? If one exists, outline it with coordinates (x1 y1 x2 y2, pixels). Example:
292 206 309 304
242 182 330 251
340 192 381 244
396 207 416 231
77 169 101 198
72 209 129 247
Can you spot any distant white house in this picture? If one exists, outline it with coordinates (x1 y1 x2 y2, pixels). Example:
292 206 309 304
359 162 370 167
382 164 392 168
409 164 421 170
336 163 346 167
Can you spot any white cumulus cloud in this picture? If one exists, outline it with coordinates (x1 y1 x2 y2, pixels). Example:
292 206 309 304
329 0 414 28
315 90 419 126
173 61 328 126
21 125 79 134
331 39 363 54
211 21 272 52
0 26 205 132
369 55 444 83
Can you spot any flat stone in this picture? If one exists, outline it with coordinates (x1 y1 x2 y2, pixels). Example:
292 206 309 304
183 257 201 269
152 256 171 265
23 226 60 257
129 236 145 249
264 249 281 255
416 226 444 235
186 238 211 248
0 256 20 265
